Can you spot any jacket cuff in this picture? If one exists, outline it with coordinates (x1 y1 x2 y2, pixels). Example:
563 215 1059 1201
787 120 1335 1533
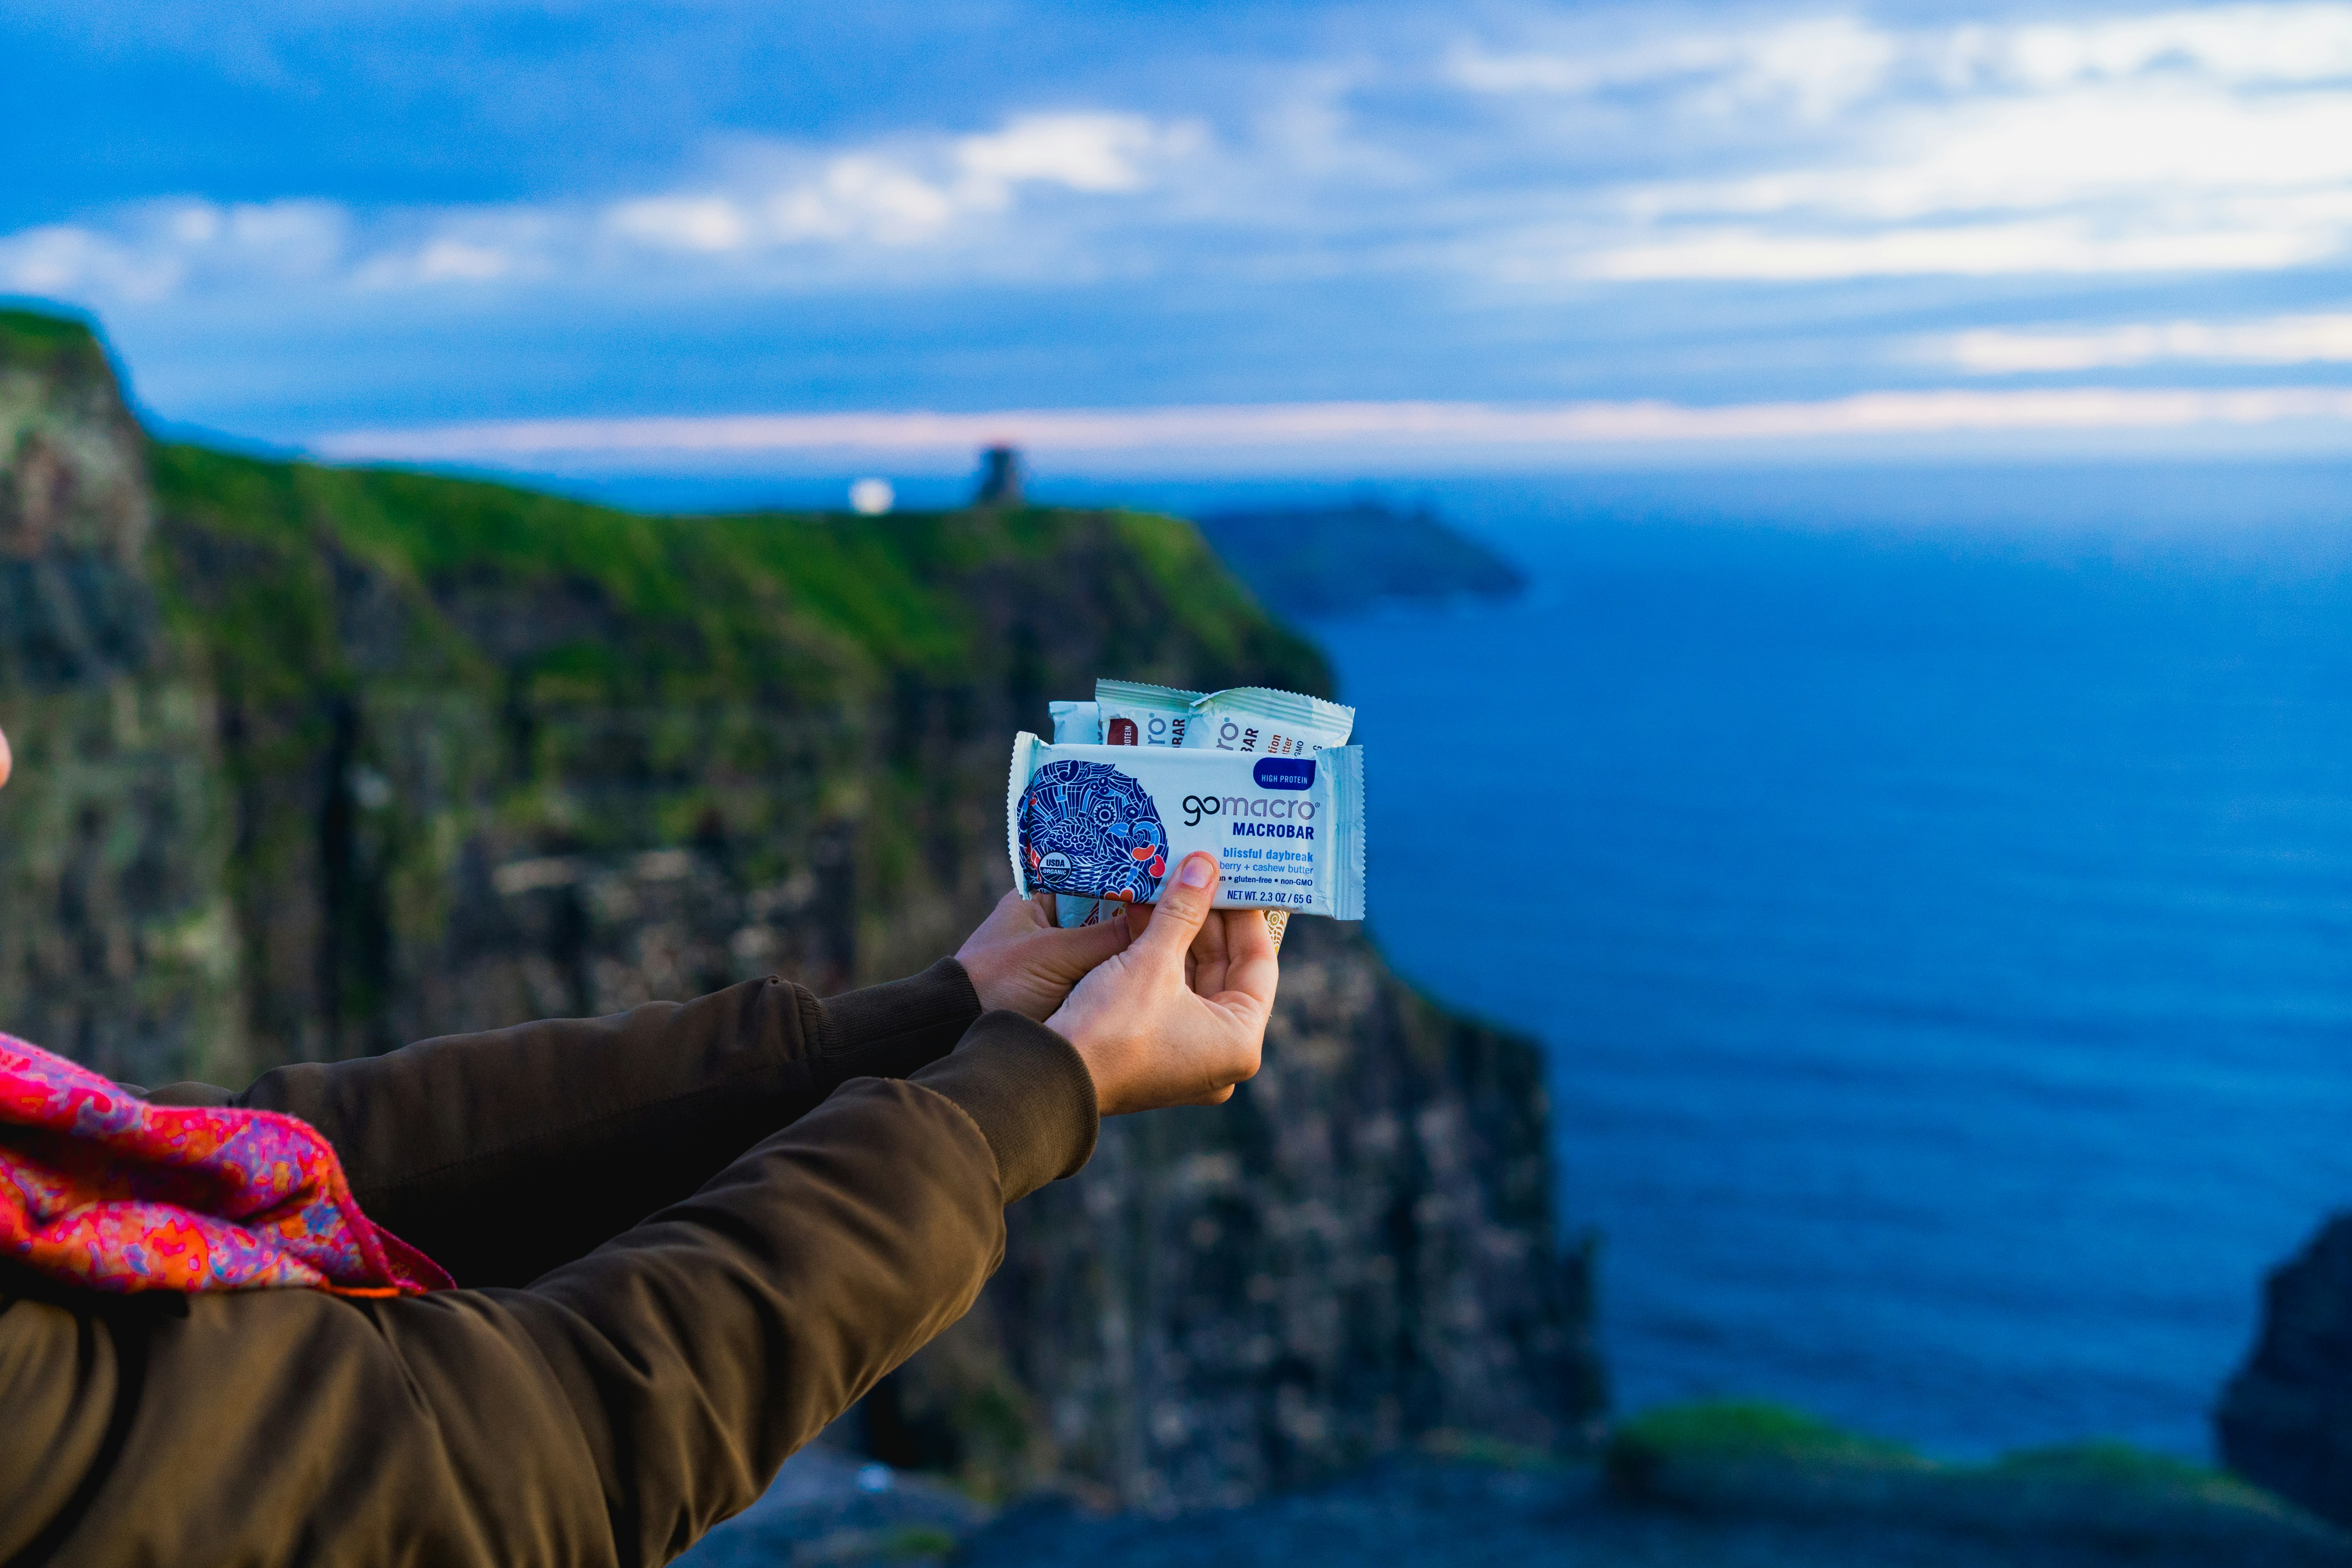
909 1013 1100 1203
811 958 984 1089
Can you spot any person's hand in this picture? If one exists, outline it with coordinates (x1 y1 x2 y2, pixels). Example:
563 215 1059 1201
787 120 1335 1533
1044 853 1278 1116
0 722 11 790
955 889 1133 1021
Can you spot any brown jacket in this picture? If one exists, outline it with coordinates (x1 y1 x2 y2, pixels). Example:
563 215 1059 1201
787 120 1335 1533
0 960 1098 1568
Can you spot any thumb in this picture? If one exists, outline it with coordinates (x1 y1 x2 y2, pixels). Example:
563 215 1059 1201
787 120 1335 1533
1134 853 1219 965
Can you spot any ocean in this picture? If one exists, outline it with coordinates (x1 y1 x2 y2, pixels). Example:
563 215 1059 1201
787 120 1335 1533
1267 464 2352 1463
622 457 2352 1466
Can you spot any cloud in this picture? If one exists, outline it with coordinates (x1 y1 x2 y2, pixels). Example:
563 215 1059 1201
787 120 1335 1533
1457 6 2352 282
0 199 347 301
13 8 2352 309
1449 6 2352 109
1937 5 2352 89
14 1 2352 445
1448 16 1900 118
0 223 180 302
314 386 2352 469
602 113 1192 254
3 113 1198 307
1941 313 2352 370
957 114 1176 193
1573 219 2338 281
606 196 753 253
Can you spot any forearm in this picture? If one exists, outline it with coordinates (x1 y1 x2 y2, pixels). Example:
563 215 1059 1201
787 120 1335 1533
146 961 982 1285
498 1013 1094 1561
10 1014 1095 1568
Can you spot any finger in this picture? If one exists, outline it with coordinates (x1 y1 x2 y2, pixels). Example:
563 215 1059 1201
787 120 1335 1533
1034 891 1058 926
1037 908 1132 969
1215 908 1280 1017
1133 853 1219 969
993 887 1047 932
1189 906 1232 998
1193 902 1230 964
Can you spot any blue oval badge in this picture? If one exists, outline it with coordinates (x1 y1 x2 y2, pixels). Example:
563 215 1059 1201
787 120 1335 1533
1254 757 1316 790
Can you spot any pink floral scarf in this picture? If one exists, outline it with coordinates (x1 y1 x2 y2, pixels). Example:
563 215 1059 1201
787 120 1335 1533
0 1031 449 1296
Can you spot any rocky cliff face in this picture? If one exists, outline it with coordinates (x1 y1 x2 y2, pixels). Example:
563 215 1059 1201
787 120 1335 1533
874 915 1601 1508
2220 1213 2352 1528
0 307 1602 1504
0 311 238 1080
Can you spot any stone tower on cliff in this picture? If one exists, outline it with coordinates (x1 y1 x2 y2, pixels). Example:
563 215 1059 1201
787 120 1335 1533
974 445 1024 507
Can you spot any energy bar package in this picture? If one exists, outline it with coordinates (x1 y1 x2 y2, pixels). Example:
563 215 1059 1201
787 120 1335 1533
1049 701 1103 744
1094 679 1202 747
1182 686 1354 758
1093 679 1354 757
1093 681 1355 945
1009 735 1366 920
1076 680 1357 945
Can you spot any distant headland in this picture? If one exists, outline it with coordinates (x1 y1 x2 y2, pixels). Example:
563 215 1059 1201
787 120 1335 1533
1194 499 1527 619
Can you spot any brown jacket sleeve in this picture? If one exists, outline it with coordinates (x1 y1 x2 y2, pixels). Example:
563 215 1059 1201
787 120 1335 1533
0 1011 1098 1568
146 960 983 1287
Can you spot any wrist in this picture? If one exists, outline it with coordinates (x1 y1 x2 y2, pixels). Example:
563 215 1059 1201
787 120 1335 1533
957 949 1001 1011
1041 1007 1111 1112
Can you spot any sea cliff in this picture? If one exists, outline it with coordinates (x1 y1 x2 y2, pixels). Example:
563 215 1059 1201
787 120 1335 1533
0 305 1600 1505
2221 1213 2352 1531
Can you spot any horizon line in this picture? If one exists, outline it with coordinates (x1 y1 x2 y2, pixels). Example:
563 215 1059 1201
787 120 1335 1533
313 387 2352 467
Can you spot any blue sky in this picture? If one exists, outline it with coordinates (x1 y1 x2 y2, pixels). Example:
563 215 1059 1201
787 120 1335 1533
7 0 2352 479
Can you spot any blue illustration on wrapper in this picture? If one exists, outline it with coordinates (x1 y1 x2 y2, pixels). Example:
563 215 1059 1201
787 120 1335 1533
1020 760 1169 904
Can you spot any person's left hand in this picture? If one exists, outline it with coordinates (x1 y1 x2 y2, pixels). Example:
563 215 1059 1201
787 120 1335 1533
955 890 1133 1021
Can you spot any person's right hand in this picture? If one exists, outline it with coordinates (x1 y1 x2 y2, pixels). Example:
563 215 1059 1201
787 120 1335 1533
1043 852 1278 1116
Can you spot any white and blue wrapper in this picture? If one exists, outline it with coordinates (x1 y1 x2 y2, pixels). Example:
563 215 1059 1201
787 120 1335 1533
1094 679 1201 747
1180 686 1354 758
1045 702 1113 928
1008 734 1366 920
1049 701 1102 745
1055 681 1357 940
1093 679 1353 757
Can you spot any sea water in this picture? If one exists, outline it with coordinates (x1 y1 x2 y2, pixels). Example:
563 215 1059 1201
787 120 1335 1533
1278 464 2352 1462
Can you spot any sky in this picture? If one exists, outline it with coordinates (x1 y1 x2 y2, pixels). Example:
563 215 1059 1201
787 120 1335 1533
7 0 2352 479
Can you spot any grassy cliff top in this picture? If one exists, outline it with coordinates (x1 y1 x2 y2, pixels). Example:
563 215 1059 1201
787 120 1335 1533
0 305 102 351
1605 1400 2333 1547
0 305 113 384
3 303 1327 712
147 442 1330 711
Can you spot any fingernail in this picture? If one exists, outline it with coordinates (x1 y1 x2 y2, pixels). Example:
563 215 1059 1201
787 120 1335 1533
1179 855 1214 889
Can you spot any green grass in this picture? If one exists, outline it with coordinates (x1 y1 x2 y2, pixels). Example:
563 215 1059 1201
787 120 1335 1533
0 305 113 386
1418 1428 1560 1470
1613 1401 1926 1467
0 304 101 350
145 444 1317 702
1988 1439 2284 1509
1609 1401 2289 1517
880 1524 961 1559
